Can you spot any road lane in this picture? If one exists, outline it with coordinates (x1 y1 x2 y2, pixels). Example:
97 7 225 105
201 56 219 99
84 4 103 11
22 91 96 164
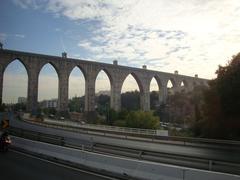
0 150 117 180
9 116 240 164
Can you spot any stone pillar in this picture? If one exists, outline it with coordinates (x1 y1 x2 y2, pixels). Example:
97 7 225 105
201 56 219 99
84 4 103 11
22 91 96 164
172 79 181 93
84 76 96 112
0 65 3 105
185 83 192 92
27 69 39 114
58 71 69 113
110 80 122 111
140 85 150 111
161 85 168 104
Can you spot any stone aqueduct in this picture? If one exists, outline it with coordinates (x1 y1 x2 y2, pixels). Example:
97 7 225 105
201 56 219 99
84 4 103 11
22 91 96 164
0 49 208 114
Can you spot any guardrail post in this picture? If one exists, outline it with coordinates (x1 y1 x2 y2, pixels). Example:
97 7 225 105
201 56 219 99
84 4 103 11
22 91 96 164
61 137 65 146
37 132 41 141
138 151 143 159
209 160 213 171
182 169 186 180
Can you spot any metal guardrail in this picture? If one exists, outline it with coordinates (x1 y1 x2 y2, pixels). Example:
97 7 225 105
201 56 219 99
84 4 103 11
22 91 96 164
44 119 157 135
9 127 64 146
41 118 240 149
8 126 240 176
19 112 240 149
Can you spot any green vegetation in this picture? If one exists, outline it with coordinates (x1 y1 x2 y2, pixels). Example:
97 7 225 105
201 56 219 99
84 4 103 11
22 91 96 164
0 103 6 112
198 53 240 140
112 110 160 129
42 107 56 115
170 52 240 140
125 111 160 129
121 90 140 110
68 96 84 112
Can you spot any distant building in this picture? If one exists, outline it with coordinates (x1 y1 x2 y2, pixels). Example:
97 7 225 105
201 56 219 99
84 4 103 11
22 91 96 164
96 90 110 96
18 97 27 104
40 99 58 108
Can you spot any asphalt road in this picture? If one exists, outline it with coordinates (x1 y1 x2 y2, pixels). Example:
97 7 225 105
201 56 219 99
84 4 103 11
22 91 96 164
8 116 240 165
0 150 117 180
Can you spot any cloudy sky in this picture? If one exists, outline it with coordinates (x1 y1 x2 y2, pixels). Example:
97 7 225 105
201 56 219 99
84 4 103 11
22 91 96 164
1 0 240 103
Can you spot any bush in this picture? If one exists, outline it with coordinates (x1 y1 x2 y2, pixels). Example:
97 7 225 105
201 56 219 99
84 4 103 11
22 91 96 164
125 111 160 129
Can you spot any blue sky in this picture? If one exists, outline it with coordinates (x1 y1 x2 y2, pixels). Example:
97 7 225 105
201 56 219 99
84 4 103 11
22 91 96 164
1 0 240 103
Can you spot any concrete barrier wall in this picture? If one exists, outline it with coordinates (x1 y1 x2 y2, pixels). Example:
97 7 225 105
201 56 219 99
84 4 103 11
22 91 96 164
11 136 240 180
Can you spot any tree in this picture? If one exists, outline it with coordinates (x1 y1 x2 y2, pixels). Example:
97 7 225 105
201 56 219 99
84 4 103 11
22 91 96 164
68 96 84 112
125 111 160 129
202 53 240 140
95 94 110 116
0 103 6 112
121 90 140 110
150 91 159 109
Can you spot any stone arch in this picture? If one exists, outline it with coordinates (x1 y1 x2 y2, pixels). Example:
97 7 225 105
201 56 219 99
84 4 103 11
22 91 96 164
120 72 143 110
150 75 163 90
68 66 86 113
121 72 143 93
95 68 113 87
149 75 163 109
95 69 112 118
180 79 188 87
3 58 29 77
2 59 28 104
38 63 59 102
167 78 176 88
68 66 86 97
37 62 60 78
68 65 86 81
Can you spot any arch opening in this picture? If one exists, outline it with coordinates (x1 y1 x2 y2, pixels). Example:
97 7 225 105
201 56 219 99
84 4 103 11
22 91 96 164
180 80 188 92
121 73 141 111
181 80 188 87
150 77 161 110
38 63 59 115
2 59 28 111
167 79 175 95
68 67 85 114
95 70 111 122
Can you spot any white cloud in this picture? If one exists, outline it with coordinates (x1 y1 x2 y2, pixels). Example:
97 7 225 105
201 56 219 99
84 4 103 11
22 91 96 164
13 0 46 9
13 0 240 79
15 34 25 38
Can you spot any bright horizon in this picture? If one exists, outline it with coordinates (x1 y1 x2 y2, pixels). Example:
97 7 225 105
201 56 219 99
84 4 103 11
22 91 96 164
2 60 159 103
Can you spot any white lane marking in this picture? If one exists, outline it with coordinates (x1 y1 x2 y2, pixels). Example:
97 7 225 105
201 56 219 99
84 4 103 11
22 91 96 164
11 149 119 180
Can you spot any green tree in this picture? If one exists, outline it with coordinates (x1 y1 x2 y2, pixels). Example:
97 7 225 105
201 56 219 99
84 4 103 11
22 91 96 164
42 107 56 115
150 91 159 109
95 94 110 116
0 103 6 112
125 111 160 129
68 96 84 112
121 90 140 110
202 53 240 140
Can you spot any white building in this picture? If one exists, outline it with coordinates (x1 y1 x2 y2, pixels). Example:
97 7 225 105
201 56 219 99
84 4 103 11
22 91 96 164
41 99 58 108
